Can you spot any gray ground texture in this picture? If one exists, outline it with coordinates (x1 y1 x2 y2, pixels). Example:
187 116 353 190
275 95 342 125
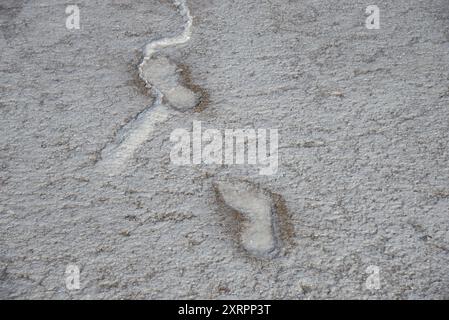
1 0 449 299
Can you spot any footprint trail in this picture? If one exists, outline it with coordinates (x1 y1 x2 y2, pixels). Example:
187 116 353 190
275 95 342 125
97 0 198 175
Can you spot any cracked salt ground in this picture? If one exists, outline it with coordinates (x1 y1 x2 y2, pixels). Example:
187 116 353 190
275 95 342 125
96 0 198 175
214 180 281 258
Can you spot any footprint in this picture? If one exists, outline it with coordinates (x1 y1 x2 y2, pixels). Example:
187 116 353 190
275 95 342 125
214 180 282 258
139 55 199 111
96 103 170 175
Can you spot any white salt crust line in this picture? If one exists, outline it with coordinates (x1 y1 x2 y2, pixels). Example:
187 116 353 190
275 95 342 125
97 0 193 175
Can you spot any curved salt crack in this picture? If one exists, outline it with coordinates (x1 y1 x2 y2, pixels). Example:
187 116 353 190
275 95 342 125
97 0 194 175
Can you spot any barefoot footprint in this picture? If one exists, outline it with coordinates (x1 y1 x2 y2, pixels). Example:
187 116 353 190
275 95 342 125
214 180 280 258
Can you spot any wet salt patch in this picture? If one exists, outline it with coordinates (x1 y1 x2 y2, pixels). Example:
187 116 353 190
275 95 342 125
215 180 279 258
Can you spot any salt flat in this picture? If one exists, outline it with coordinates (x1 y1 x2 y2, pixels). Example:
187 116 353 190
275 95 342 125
1 0 449 299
